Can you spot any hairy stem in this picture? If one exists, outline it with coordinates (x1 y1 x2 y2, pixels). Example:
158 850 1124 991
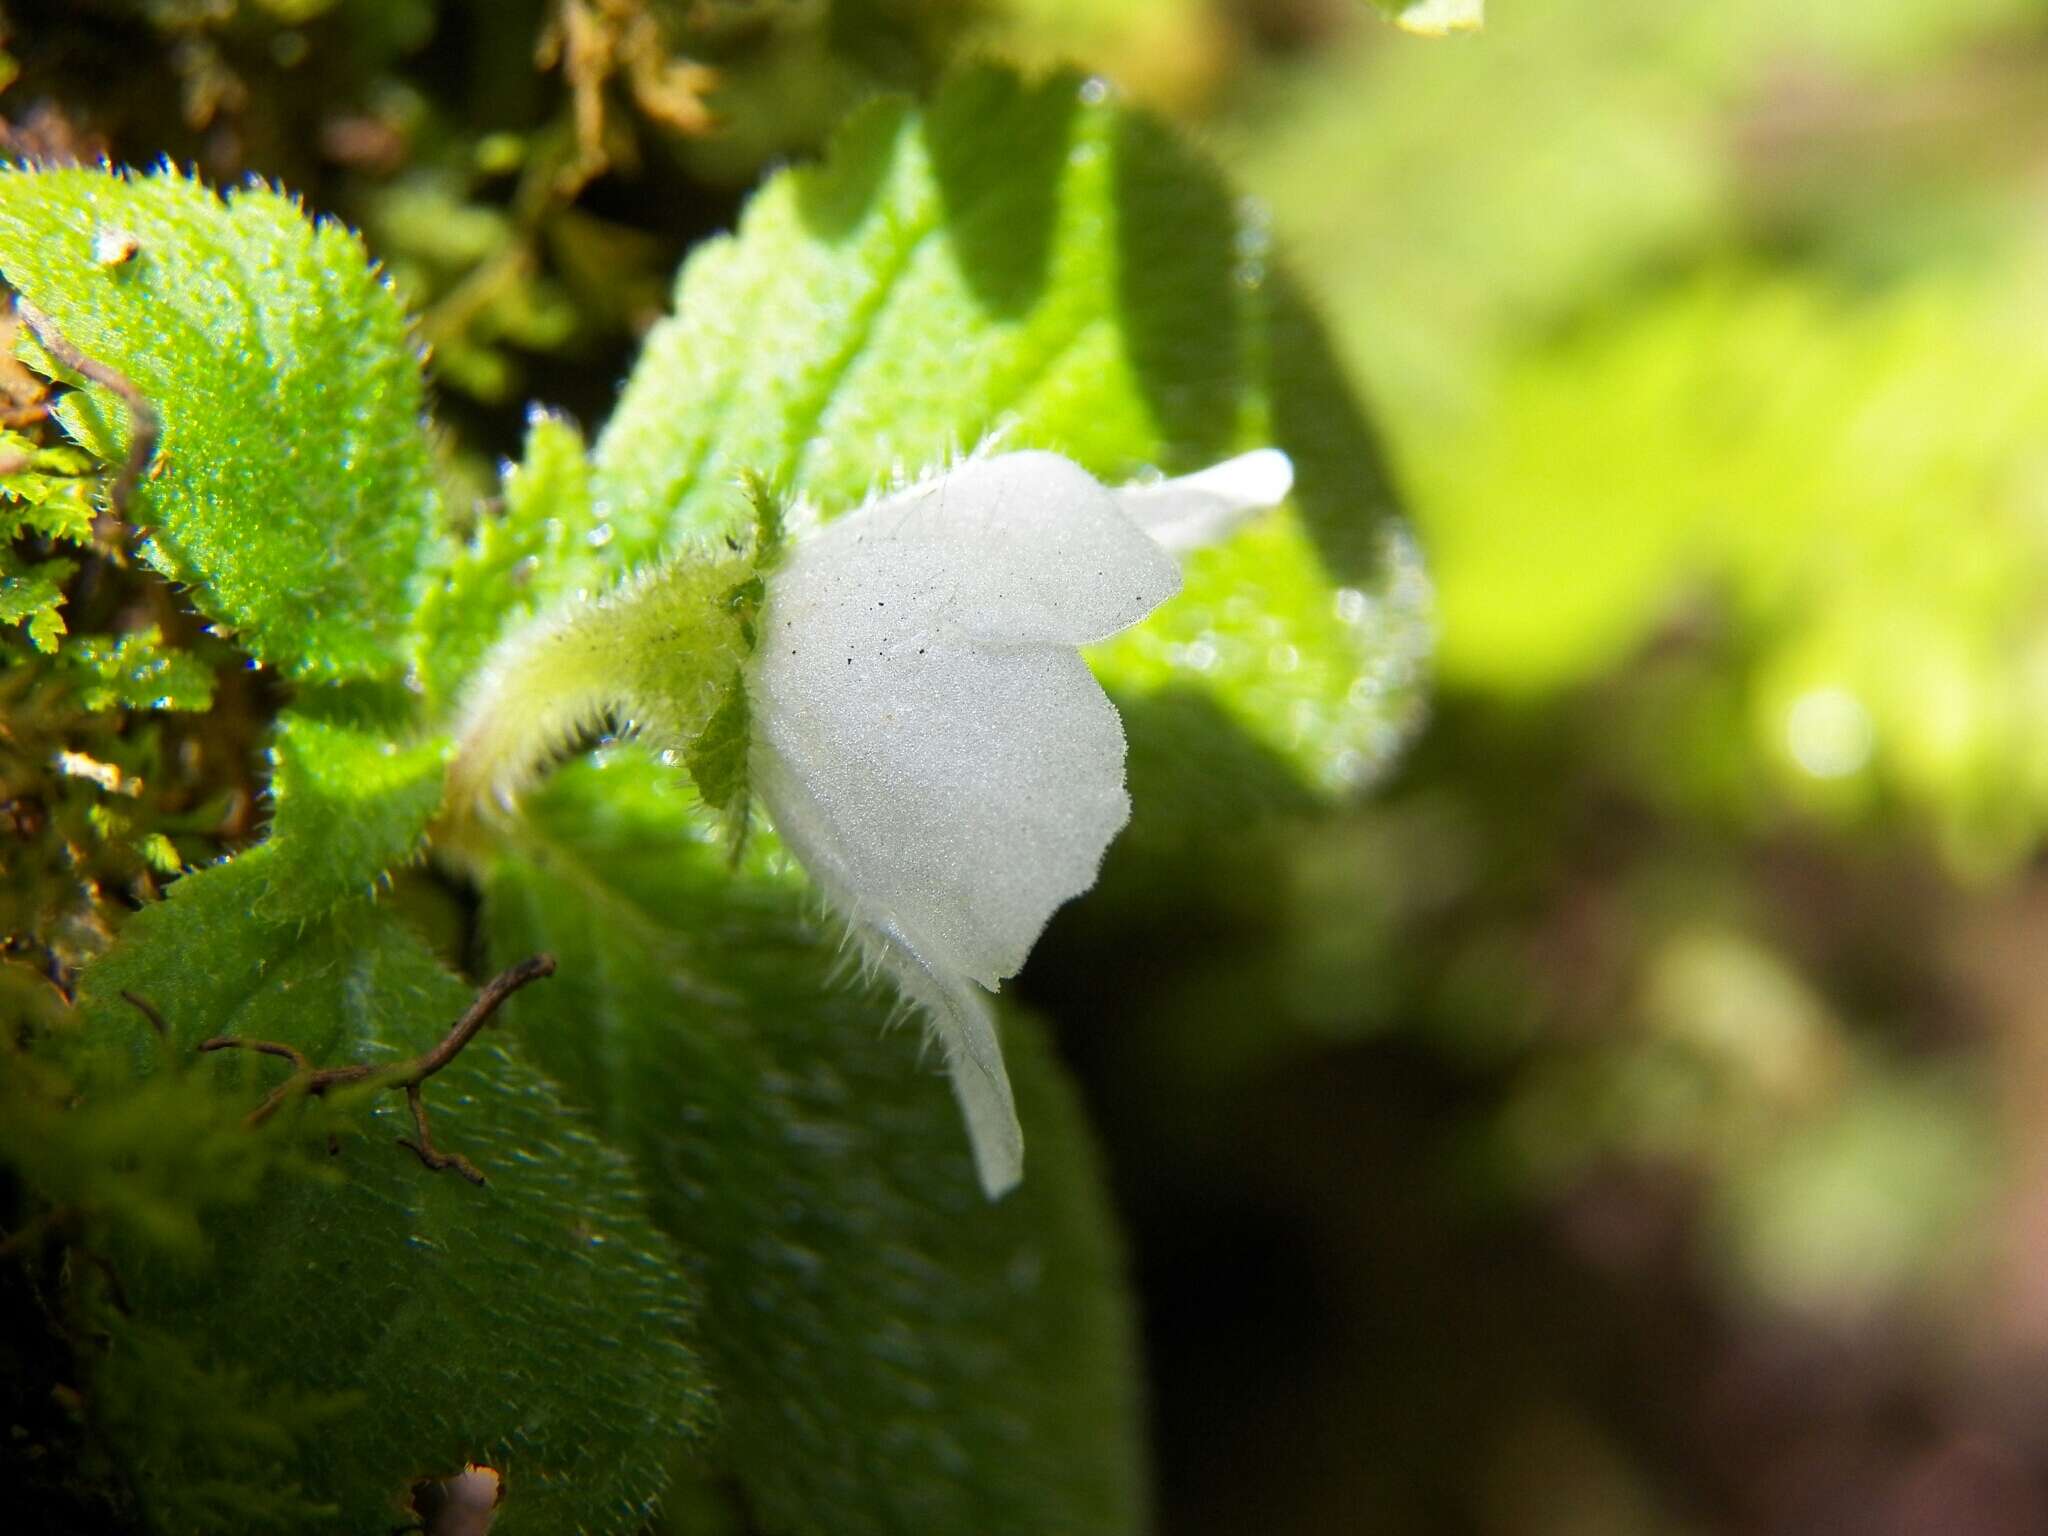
439 547 757 835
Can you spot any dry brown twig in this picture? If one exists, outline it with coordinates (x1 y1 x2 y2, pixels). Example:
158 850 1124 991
540 0 718 193
196 953 558 1186
12 299 161 546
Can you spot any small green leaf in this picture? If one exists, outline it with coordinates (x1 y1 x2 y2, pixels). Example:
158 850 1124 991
1 428 98 542
0 165 443 682
0 547 75 651
138 831 182 874
253 712 450 923
740 467 789 574
75 861 713 1536
591 67 1427 801
682 668 751 857
484 750 1147 1536
58 626 215 712
417 410 597 705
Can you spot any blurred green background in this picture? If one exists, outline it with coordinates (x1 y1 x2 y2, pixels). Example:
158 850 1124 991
12 1 2048 1530
1052 2 2048 1532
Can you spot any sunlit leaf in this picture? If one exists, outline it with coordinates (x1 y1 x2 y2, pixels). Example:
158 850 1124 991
0 166 442 682
591 67 1427 799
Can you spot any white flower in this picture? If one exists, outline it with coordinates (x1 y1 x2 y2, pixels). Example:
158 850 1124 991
747 448 1293 1197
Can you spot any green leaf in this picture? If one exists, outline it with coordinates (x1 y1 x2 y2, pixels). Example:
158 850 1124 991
682 668 751 856
0 165 442 682
483 750 1148 1536
58 626 215 712
590 67 1427 800
0 546 74 651
417 410 598 705
253 712 450 923
75 861 713 1536
1 427 98 542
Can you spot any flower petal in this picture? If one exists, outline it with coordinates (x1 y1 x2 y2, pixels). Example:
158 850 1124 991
1112 448 1294 553
870 915 1024 1198
797 450 1184 646
745 447 1283 1197
751 633 1130 990
747 737 1030 1197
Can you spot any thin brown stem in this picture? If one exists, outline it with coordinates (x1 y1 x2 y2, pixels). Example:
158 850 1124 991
410 951 556 1083
197 954 557 1182
196 1035 331 1126
397 1082 485 1185
119 990 168 1038
14 299 161 536
71 1244 132 1315
198 1036 312 1071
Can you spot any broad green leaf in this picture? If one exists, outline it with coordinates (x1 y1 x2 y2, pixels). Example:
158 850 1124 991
0 166 441 682
484 750 1148 1536
76 860 713 1536
591 67 1427 798
253 712 450 923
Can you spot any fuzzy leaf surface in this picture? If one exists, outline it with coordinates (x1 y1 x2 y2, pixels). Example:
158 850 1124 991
74 859 712 1536
253 712 449 924
417 410 598 705
484 750 1147 1536
0 165 441 681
